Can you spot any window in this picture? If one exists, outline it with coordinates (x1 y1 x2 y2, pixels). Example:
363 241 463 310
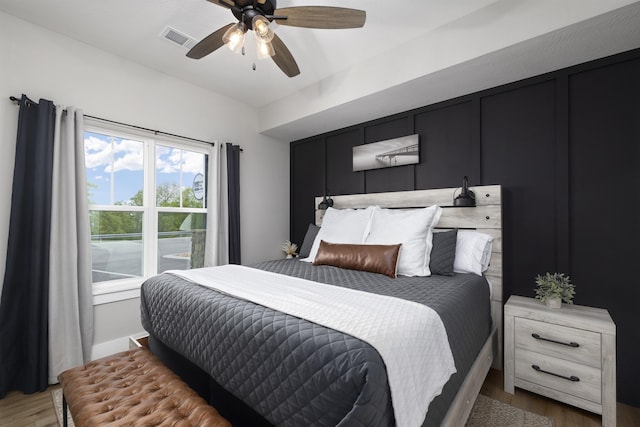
84 125 209 298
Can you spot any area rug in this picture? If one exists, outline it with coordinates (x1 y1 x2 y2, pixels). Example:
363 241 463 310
52 389 553 427
51 388 75 427
466 394 554 427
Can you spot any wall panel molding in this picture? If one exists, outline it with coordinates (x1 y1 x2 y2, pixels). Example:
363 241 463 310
290 47 640 406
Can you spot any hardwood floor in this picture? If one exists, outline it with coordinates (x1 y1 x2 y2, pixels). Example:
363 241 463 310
1 370 639 426
0 385 60 427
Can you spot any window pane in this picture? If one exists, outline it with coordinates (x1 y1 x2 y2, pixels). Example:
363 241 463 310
84 131 144 206
156 146 206 208
90 210 143 282
157 212 206 273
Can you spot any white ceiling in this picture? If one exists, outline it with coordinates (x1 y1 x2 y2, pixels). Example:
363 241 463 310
1 0 640 141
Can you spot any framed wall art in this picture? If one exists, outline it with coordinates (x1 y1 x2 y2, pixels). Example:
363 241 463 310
352 134 419 172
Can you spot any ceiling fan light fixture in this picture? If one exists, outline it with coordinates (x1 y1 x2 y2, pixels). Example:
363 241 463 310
189 0 367 78
252 15 274 42
222 22 247 53
256 39 275 59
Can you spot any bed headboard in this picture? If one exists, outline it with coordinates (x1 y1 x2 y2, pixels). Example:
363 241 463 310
314 185 503 369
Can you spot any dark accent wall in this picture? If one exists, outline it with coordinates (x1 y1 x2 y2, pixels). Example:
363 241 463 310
290 48 640 407
290 138 325 249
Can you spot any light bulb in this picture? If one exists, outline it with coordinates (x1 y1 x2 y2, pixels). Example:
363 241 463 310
252 15 274 42
255 20 268 37
256 39 275 60
223 22 247 54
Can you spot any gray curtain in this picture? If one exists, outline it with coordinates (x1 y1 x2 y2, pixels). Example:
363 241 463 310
48 106 93 382
0 95 55 397
204 143 229 267
226 143 241 264
0 97 93 396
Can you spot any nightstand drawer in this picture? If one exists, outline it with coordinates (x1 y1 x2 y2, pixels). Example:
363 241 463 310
515 348 601 404
515 317 601 368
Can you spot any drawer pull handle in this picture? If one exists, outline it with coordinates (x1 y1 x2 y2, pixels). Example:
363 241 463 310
531 333 579 348
532 364 580 382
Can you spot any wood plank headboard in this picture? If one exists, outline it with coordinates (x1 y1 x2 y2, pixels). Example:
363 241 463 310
314 185 503 368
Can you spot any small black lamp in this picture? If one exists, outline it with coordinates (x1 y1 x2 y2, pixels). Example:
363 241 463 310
317 194 334 210
453 176 476 207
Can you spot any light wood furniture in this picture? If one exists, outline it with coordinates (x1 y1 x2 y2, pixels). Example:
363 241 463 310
504 295 616 426
315 184 503 425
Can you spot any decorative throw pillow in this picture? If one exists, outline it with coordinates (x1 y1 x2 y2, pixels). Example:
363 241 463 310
303 206 375 263
429 229 458 276
313 240 402 278
298 224 320 258
365 205 442 276
453 230 494 276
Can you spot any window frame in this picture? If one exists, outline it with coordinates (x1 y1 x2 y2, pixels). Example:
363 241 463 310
85 120 211 305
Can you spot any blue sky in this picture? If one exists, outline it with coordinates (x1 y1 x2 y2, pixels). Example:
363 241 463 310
84 131 205 206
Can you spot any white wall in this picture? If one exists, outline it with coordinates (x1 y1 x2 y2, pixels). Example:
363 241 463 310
0 11 289 356
259 0 640 141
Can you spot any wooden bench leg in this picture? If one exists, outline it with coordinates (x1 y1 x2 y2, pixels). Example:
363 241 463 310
62 393 68 427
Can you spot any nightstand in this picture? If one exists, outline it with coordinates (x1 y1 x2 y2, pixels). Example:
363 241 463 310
504 295 616 427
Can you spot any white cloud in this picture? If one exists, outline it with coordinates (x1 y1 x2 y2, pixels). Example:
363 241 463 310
84 135 112 169
156 157 175 174
85 135 204 175
182 151 205 173
156 145 171 156
157 148 204 174
107 150 144 173
84 135 144 172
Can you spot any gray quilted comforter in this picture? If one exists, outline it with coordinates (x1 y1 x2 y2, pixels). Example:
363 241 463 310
140 260 491 427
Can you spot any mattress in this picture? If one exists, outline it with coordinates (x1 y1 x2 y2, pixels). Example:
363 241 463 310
140 259 491 427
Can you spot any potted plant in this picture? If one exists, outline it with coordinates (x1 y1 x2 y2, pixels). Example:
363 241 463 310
534 272 575 309
281 240 298 259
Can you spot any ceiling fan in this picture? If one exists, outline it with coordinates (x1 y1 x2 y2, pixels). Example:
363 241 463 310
187 0 366 77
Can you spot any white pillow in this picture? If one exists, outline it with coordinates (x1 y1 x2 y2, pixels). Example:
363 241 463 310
453 230 494 276
302 206 375 263
365 205 442 276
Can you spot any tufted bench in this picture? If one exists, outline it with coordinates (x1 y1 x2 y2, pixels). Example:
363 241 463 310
58 347 231 427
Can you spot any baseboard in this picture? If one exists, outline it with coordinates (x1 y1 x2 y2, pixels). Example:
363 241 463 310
91 336 130 360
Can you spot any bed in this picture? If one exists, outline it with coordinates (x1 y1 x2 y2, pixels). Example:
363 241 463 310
140 185 503 427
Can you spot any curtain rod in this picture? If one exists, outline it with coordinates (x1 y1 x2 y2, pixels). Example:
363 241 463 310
9 95 218 148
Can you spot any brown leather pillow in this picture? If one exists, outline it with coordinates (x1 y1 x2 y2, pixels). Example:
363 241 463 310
313 240 402 278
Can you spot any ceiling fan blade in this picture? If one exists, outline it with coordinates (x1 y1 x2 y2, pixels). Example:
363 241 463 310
206 0 233 9
187 23 236 59
273 6 366 29
270 33 300 77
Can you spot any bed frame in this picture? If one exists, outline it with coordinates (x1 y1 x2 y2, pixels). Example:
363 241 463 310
314 184 503 426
